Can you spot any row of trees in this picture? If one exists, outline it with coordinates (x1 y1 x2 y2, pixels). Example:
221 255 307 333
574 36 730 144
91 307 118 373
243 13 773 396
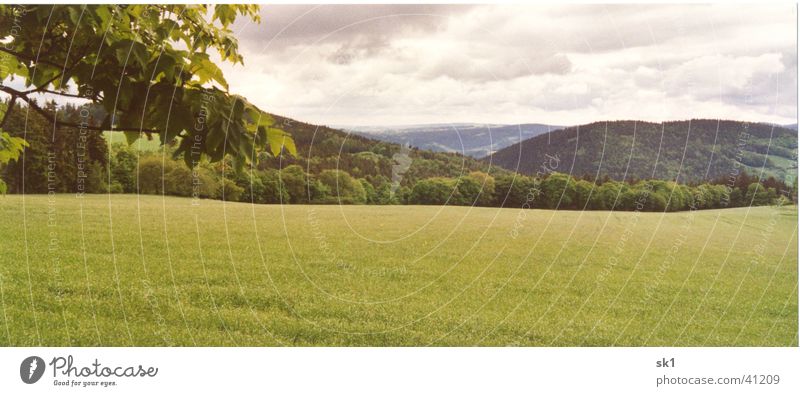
1 102 109 194
410 172 793 211
45 141 793 211
10 100 794 212
1 101 794 212
103 144 386 205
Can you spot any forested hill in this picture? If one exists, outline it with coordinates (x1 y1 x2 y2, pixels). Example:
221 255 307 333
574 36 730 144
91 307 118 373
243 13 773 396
485 120 798 184
258 115 513 185
1 101 512 201
2 102 795 210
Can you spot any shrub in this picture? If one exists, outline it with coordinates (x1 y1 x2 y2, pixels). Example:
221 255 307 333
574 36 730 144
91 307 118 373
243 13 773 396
458 171 495 206
260 170 290 203
218 178 244 201
317 169 366 204
493 174 537 208
409 177 456 205
539 173 575 209
279 165 309 203
137 157 173 194
110 144 137 193
85 161 108 193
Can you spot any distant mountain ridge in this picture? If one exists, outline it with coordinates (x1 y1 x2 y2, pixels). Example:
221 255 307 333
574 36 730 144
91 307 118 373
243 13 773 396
485 119 798 184
345 123 562 158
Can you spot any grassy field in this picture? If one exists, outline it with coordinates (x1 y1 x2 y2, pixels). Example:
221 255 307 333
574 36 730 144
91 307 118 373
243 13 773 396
0 194 796 346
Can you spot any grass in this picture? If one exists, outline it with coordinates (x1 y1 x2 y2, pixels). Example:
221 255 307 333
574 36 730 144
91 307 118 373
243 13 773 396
0 194 796 346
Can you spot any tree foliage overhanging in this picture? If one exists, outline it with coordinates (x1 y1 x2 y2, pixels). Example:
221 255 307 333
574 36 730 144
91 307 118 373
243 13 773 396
0 4 295 174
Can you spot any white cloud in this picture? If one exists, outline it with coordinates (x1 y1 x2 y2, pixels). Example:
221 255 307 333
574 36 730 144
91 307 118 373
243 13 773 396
223 4 797 126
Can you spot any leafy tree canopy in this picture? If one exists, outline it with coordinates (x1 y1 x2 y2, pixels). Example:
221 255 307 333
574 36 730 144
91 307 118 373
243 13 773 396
0 4 294 170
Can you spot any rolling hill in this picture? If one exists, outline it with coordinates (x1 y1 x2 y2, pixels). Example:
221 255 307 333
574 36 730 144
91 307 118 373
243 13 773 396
345 123 560 158
2 102 514 198
258 116 516 186
485 120 798 184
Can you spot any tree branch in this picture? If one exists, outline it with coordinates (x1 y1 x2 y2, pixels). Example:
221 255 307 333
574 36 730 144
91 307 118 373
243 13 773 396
0 85 158 134
26 45 94 95
28 88 93 100
32 73 64 92
0 47 63 69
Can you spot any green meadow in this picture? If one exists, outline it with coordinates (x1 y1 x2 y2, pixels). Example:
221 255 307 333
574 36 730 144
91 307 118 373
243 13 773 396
0 194 796 346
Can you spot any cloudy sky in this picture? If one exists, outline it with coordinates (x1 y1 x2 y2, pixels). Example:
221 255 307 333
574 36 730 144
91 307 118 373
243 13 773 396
223 4 797 127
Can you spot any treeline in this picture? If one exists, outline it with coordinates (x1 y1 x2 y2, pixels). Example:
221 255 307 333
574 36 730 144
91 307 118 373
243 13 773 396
1 101 109 194
0 100 512 195
409 171 795 211
8 139 793 212
0 100 796 211
108 146 385 205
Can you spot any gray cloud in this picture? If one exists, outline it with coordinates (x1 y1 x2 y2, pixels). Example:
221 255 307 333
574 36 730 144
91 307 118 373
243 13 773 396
235 5 473 52
225 4 797 126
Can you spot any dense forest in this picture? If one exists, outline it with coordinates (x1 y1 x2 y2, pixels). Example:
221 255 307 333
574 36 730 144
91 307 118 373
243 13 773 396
487 120 798 184
0 101 513 203
0 101 796 211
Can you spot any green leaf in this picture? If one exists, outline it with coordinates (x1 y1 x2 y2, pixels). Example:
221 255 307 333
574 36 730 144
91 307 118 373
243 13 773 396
67 6 82 25
94 5 112 28
0 52 28 80
266 127 296 156
112 39 149 69
283 136 297 156
0 130 29 165
0 4 287 168
130 41 150 69
205 126 225 152
214 5 237 26
151 53 176 83
124 131 140 145
158 19 180 40
191 53 228 89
